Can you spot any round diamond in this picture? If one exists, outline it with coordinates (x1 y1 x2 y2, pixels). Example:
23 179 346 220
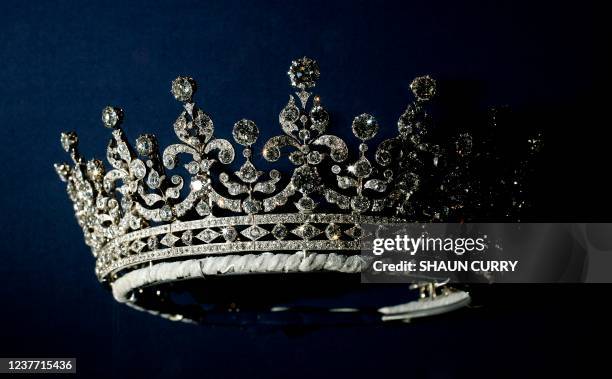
288 57 320 89
351 196 371 213
331 165 341 174
181 230 193 245
171 175 182 185
60 131 78 152
195 201 211 216
410 75 436 101
250 227 261 238
272 224 288 240
352 113 379 141
171 76 195 102
307 151 322 165
222 226 237 242
297 196 316 211
147 171 161 188
352 157 372 178
397 172 420 193
242 198 261 214
86 160 104 181
190 178 204 192
325 223 342 240
101 106 122 129
232 119 259 146
337 196 350 209
291 165 320 194
309 105 329 129
159 205 173 221
218 149 233 164
275 195 287 206
136 134 156 156
326 190 338 202
298 223 320 240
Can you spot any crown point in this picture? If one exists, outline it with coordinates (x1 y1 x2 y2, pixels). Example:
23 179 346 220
410 75 437 101
232 119 259 146
352 113 379 141
288 57 320 89
171 76 196 102
60 131 78 152
101 106 123 129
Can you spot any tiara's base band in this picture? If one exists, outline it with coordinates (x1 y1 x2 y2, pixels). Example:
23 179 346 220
97 213 399 279
112 253 470 324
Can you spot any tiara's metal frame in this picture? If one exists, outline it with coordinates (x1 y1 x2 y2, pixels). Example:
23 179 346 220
55 57 442 282
54 57 539 323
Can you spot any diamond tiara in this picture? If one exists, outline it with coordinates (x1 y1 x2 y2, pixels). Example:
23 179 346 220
55 57 540 315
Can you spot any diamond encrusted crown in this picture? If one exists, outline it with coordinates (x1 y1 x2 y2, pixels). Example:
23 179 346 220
55 57 541 283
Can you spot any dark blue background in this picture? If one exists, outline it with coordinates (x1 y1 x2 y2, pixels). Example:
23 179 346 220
0 1 608 377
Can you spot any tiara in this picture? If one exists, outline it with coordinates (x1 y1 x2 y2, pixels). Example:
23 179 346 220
55 57 540 322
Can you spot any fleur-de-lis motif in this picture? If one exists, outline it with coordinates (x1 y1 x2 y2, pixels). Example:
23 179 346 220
332 113 392 214
262 57 348 212
162 76 236 216
375 76 442 218
218 119 281 214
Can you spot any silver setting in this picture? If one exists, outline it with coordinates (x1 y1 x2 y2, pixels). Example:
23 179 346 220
55 56 539 285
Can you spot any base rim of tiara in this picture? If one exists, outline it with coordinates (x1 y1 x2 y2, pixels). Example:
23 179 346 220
110 253 470 324
112 251 364 303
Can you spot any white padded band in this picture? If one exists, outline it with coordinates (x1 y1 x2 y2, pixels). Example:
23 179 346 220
110 252 469 323
112 252 364 303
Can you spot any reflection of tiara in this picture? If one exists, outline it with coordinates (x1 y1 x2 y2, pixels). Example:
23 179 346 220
55 57 540 322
